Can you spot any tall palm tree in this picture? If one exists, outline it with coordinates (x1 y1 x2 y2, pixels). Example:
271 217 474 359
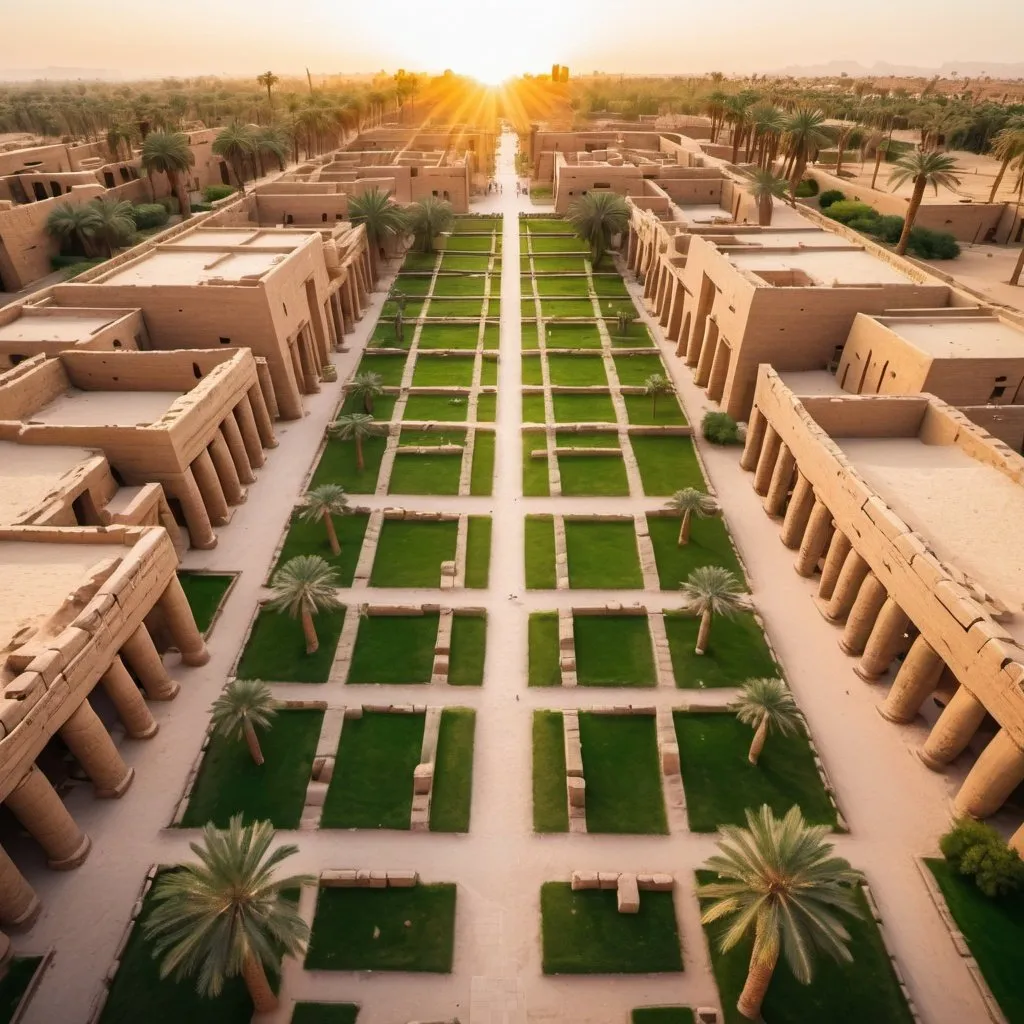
705 90 728 144
643 373 674 418
783 108 832 191
45 201 100 257
257 71 280 110
743 169 790 226
254 126 288 175
210 679 277 766
725 95 752 164
731 678 802 765
747 104 787 169
832 123 864 178
348 187 408 278
141 130 195 217
106 123 136 162
1011 245 1024 287
142 816 311 1012
267 555 341 655
987 125 1024 202
699 805 862 1020
407 197 454 254
329 413 385 474
888 150 961 255
347 371 384 414
680 565 746 655
298 484 350 557
865 131 891 191
566 191 630 268
213 123 256 192
88 197 135 256
664 488 719 546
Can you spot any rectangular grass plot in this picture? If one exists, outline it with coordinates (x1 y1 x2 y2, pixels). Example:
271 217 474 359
632 436 706 497
412 355 476 387
347 613 439 684
664 610 778 689
533 711 569 832
646 513 745 590
574 615 655 687
370 520 458 587
564 520 642 589
547 356 607 387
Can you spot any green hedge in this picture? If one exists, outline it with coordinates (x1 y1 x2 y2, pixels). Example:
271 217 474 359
203 184 236 203
131 203 169 229
818 189 845 209
794 178 819 197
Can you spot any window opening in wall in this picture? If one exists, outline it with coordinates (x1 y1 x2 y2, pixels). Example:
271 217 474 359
103 171 116 188
193 362 202 379
322 213 328 222
8 354 26 366
112 339 122 349
119 167 131 182
219 337 231 345
989 385 1007 400
50 182 62 197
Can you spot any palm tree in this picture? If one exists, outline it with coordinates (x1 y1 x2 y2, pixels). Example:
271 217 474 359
888 150 961 255
141 130 194 217
257 71 280 110
267 555 341 655
680 565 746 655
328 413 385 474
347 371 384 414
45 201 100 257
106 123 136 162
664 488 719 546
254 126 288 175
643 373 674 418
142 816 311 1012
88 197 135 256
987 125 1024 202
348 187 408 278
1011 245 1024 287
832 123 864 178
566 191 630 268
407 197 454 254
298 484 350 557
725 95 752 165
783 108 832 191
731 678 802 765
866 132 891 191
698 805 862 1020
747 104 787 169
213 123 256 192
210 679 277 765
743 169 790 226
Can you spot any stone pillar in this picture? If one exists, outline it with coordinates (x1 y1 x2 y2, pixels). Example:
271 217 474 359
208 432 245 506
694 326 717 387
855 598 910 680
824 548 870 622
780 473 815 549
59 700 133 798
234 395 266 466
254 361 279 421
101 656 157 738
839 573 888 654
191 450 229 525
297 332 320 393
918 687 987 771
157 575 210 666
175 468 217 550
220 415 256 483
121 625 179 701
795 499 832 576
878 637 944 723
954 730 1024 819
739 407 766 471
247 385 277 448
763 443 796 516
818 529 851 599
706 341 730 403
0 846 39 928
6 767 90 870
752 425 782 496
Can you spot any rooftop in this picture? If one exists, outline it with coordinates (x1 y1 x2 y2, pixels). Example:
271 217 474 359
94 247 289 287
730 247 913 287
27 389 183 427
0 312 123 344
879 317 1024 360
164 228 316 250
0 442 96 524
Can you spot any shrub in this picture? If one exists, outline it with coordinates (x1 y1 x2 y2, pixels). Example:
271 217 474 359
189 201 213 213
818 189 846 209
702 411 741 446
131 203 169 230
906 226 961 260
794 178 819 198
157 195 180 215
823 200 879 226
872 215 906 244
941 819 1024 898
203 184 236 203
847 216 882 234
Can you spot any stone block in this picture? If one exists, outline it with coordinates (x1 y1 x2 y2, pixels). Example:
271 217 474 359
356 869 372 884
661 743 680 775
696 1009 720 1024
440 560 457 576
567 776 586 808
647 873 674 892
570 871 599 891
387 870 419 888
598 872 619 890
321 869 359 887
305 782 328 807
369 871 388 889
413 763 434 795
617 873 640 913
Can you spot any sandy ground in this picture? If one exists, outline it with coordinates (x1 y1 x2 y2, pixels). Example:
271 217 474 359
919 242 1024 313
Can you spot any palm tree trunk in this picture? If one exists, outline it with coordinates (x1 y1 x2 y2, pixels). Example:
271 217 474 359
678 510 692 546
737 947 778 1020
241 953 277 1013
1010 245 1024 287
989 155 1012 203
731 127 742 165
301 607 319 654
871 149 884 190
695 609 712 655
243 719 265 765
896 178 926 255
789 153 807 192
758 194 772 226
364 392 374 414
835 141 846 178
168 168 191 218
748 713 769 765
354 436 365 474
323 512 341 556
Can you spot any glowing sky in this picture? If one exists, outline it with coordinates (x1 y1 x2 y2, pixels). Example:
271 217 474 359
1 0 1022 79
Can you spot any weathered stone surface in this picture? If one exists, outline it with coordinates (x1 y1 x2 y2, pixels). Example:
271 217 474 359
570 871 599 890
413 763 434 795
598 872 619 890
617 873 640 913
321 869 358 887
387 870 419 888
567 776 585 808
661 742 680 775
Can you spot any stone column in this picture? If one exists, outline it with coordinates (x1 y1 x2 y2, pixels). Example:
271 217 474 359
763 443 796 516
220 415 256 484
855 598 911 680
752 425 782 496
707 341 730 402
247 384 277 448
694 326 717 387
209 429 246 503
824 548 869 622
157 575 210 666
101 656 158 738
59 701 133 798
878 638 945 723
0 845 39 928
121 625 179 701
954 730 1024 819
233 396 266 467
191 450 229 525
795 499 832 576
918 687 987 770
839 573 888 654
254 361 279 420
297 332 320 393
780 473 815 548
5 767 90 870
818 529 851 599
175 468 217 550
739 407 766 471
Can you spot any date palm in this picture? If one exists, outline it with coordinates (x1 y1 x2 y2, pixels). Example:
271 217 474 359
407 196 454 254
888 150 961 255
89 197 135 256
566 191 629 268
257 71 279 109
680 565 746 655
298 484 350 557
348 187 408 278
143 816 311 1012
254 126 288 175
214 123 256 192
987 125 1024 203
329 412 385 474
743 169 790 226
141 130 194 218
210 679 277 765
664 488 719 546
45 201 100 257
267 555 341 655
348 370 384 414
106 123 136 162
699 805 862 1020
643 373 674 419
783 108 832 192
731 678 802 765
1011 244 1024 287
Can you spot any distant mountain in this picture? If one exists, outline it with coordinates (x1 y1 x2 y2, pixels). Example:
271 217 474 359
766 59 1024 79
0 67 126 82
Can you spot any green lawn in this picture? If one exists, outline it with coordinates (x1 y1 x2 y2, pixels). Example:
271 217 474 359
426 298 486 318
402 251 438 272
311 436 387 494
482 324 499 350
542 299 597 318
273 514 369 586
547 355 608 387
557 452 630 497
476 392 497 421
338 392 399 419
183 710 323 828
454 216 500 232
291 1005 359 1024
530 257 588 273
613 354 668 385
523 433 551 496
530 235 589 253
465 516 492 588
564 520 642 589
237 607 344 684
430 708 476 832
698 875 913 1024
354 354 407 386
551 392 616 422
448 612 486 684
522 393 547 423
348 614 438 684
591 275 631 298
388 451 462 495
480 356 498 386
417 324 481 349
412 355 476 387
536 276 592 297
623 393 687 426
632 437 706 496
574 615 655 686
321 711 424 829
927 858 1024 1023
177 571 234 634
664 611 778 688
533 711 568 832
674 713 836 833
632 1010 695 1024
541 884 682 974
522 355 544 385
445 235 493 251
525 515 557 589
579 713 667 834
647 515 745 590
544 323 604 349
370 520 458 587
0 958 41 1024
529 613 561 687
402 394 470 421
393 274 432 296
432 274 487 296
441 254 490 272
470 431 495 496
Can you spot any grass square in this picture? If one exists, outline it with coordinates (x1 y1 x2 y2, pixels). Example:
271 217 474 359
482 325 499 350
338 392 399 420
453 216 499 233
476 392 497 421
432 274 487 296
321 711 424 828
531 235 588 253
557 452 629 497
536 276 591 297
551 392 616 423
533 711 568 831
310 436 387 494
470 431 495 496
446 235 492 251
393 274 432 296
381 298 423 320
564 520 642 589
348 614 438 684
402 252 438 272
544 323 604 349
355 354 407 386
306 885 456 972
520 274 537 296
388 453 461 496
441 254 489 272
465 516 492 588
523 433 550 496
237 607 344 684
623 392 687 426
370 520 458 587
412 355 475 387
574 615 655 686
632 436 706 496
541 884 682 973
613 353 668 386
417 324 480 349
430 708 475 831
647 514 745 590
591 274 631 298
522 355 544 385
674 713 836 832
178 571 234 634
274 514 369 586
402 393 470 422
521 299 540 319
480 356 498 386
450 614 486 685
528 613 560 686
292 1006 358 1024
542 298 598 318
183 710 323 828
533 257 588 273
579 713 667 833
426 298 485 318
547 355 607 387
664 611 778 688
525 515 556 588
522 393 546 423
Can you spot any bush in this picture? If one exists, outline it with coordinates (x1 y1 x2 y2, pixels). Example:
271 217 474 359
794 178 819 198
941 819 1024 898
702 411 741 446
157 195 180 215
823 200 879 226
131 203 169 230
872 215 906 244
906 226 961 260
203 184 236 203
847 216 882 234
818 189 846 209
189 202 213 213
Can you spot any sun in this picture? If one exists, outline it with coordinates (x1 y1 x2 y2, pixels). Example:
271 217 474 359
457 55 522 88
